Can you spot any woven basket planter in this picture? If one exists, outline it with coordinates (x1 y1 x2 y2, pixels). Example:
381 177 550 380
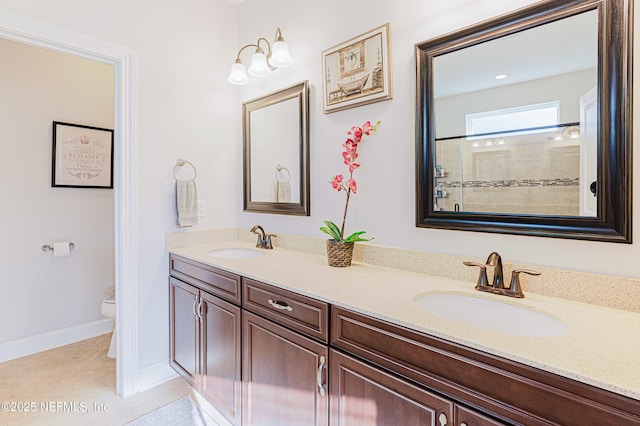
326 239 354 267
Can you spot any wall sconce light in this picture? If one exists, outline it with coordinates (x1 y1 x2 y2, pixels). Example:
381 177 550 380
227 27 294 85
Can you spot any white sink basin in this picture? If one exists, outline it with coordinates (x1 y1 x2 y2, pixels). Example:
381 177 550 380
413 292 567 337
207 248 266 259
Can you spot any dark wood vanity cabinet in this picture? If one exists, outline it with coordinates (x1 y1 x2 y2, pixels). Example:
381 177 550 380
169 255 640 425
331 306 640 426
169 255 242 425
242 278 330 426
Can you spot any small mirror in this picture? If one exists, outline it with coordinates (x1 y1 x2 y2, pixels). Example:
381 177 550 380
243 81 310 215
416 0 632 242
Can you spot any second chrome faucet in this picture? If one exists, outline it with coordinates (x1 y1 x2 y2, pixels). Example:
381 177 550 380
464 252 540 298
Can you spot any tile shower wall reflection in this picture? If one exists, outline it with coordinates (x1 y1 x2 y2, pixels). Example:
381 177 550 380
435 129 581 215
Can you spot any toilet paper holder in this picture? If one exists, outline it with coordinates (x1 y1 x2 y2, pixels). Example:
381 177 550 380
41 242 75 252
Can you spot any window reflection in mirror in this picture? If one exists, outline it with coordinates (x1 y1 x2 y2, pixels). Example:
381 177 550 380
432 9 597 217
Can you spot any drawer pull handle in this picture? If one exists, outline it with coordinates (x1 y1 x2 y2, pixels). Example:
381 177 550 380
268 299 293 312
317 355 326 396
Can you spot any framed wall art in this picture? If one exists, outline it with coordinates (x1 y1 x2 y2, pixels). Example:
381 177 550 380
321 23 393 113
52 121 114 188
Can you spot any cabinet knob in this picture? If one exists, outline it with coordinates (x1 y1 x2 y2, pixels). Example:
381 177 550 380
438 413 447 426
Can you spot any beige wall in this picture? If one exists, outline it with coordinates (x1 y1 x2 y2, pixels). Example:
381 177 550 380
0 37 114 343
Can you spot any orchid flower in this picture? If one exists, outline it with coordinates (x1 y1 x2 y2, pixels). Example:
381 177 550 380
320 120 381 243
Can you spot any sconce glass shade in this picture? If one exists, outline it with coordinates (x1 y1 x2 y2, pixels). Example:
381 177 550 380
248 48 271 77
269 39 294 68
227 60 249 85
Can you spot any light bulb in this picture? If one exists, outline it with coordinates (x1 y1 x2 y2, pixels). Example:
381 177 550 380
269 40 294 68
248 49 271 77
227 60 249 85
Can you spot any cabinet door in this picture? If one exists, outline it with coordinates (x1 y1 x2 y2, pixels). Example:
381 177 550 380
169 277 199 387
200 291 242 426
330 349 454 426
243 311 329 426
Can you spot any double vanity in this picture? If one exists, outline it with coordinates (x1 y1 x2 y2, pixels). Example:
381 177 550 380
168 236 640 425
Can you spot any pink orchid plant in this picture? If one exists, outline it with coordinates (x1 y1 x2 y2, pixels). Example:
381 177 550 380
320 120 381 243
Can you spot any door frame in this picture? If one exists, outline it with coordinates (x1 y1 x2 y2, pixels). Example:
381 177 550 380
0 10 138 396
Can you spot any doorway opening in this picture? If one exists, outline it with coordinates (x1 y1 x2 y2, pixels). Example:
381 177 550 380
0 9 138 396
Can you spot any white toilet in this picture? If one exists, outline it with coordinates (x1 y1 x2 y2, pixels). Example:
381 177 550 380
101 286 116 359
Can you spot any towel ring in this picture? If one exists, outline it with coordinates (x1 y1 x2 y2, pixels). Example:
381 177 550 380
174 159 197 180
275 165 290 183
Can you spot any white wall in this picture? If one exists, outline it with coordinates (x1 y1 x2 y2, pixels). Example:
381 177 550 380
0 0 239 370
0 38 114 343
435 69 597 138
235 0 640 280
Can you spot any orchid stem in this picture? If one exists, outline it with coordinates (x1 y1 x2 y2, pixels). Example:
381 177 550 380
340 189 351 241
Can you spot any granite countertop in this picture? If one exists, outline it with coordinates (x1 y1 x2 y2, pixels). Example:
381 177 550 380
168 240 640 401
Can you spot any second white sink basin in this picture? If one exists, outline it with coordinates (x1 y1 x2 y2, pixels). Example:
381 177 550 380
413 292 567 337
207 248 266 259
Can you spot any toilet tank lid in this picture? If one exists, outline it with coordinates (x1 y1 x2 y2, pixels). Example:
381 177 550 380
103 286 115 303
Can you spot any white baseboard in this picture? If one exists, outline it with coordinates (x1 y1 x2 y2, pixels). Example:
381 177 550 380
0 318 114 363
137 360 179 392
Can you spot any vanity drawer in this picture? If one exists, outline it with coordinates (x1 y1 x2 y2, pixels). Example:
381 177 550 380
169 254 241 305
242 278 328 343
331 306 640 426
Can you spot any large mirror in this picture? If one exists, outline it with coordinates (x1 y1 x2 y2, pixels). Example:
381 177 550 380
243 81 310 215
416 0 632 242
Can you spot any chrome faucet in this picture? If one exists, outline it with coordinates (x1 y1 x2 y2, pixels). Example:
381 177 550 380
250 225 276 249
464 251 540 298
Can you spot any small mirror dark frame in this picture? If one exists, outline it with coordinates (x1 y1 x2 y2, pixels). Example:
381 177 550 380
415 0 632 242
243 81 310 215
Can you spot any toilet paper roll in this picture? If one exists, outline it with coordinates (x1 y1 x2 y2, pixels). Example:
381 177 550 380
53 242 71 258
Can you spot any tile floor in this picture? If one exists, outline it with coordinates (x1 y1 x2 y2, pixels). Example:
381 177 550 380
0 334 196 426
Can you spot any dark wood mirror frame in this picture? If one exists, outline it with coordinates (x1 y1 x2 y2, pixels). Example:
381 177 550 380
243 81 310 216
415 0 632 242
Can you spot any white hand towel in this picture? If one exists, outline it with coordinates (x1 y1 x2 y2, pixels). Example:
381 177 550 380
176 179 199 227
276 181 291 202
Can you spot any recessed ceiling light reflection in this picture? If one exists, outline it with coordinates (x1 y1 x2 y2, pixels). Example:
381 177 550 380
494 73 509 80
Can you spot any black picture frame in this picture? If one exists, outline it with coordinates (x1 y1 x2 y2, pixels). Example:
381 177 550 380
52 121 114 189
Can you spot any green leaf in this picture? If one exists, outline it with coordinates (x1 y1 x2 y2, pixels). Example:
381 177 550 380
320 221 341 241
324 220 341 237
344 231 373 243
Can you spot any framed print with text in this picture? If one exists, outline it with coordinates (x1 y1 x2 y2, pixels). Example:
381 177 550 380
52 121 114 188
